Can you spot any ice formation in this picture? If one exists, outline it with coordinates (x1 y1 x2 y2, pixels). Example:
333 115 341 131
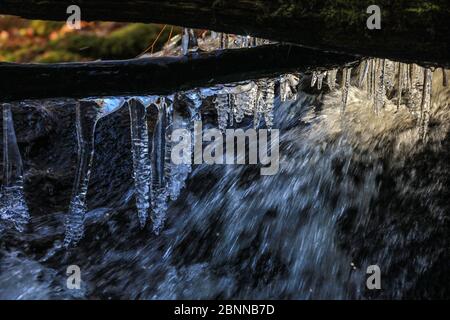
0 103 30 233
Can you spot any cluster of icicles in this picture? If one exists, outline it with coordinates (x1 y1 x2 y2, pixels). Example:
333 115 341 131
0 29 444 247
0 79 287 247
313 59 438 141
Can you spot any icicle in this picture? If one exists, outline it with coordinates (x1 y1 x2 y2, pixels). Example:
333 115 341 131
358 60 369 88
149 90 203 232
233 95 246 123
384 60 396 93
164 95 187 201
220 33 228 49
405 63 412 92
254 80 275 128
410 64 417 88
0 103 30 233
371 59 377 102
201 81 257 128
372 59 379 95
244 83 259 116
185 90 203 122
263 80 275 128
442 68 448 87
186 90 204 169
64 98 125 247
151 97 169 235
228 94 235 126
418 69 433 142
366 59 373 99
168 95 192 201
230 82 258 121
405 64 424 111
397 63 404 110
182 28 198 55
64 102 98 247
164 96 174 192
233 35 250 48
311 71 326 90
404 65 410 88
279 76 287 102
311 71 318 88
128 98 152 228
214 94 231 132
242 36 251 48
374 59 386 113
341 68 352 112
209 87 232 124
233 87 246 123
327 69 337 90
317 72 326 90
255 38 271 46
211 31 219 39
280 75 299 102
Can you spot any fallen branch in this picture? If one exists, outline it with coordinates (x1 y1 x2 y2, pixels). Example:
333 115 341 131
0 44 360 102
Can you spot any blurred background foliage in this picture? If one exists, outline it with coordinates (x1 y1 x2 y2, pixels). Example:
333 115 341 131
0 16 179 62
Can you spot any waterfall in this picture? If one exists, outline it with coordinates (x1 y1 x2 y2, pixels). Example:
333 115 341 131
1 62 448 299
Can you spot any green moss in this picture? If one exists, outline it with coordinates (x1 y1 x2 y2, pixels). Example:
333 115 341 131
0 45 44 62
34 50 85 63
54 24 174 60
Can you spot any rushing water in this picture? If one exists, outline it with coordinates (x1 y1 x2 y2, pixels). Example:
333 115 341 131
0 67 449 299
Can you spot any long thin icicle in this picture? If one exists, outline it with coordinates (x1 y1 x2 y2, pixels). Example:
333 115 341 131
255 79 275 128
182 28 198 55
0 103 30 233
443 68 448 87
150 91 203 233
164 96 174 198
405 64 424 111
397 63 404 110
341 68 352 112
168 95 192 201
279 74 299 102
373 59 386 114
418 69 433 142
220 33 228 49
317 72 326 90
128 98 152 228
367 59 374 99
64 98 125 247
263 80 276 128
327 69 337 90
311 71 318 88
214 94 231 132
358 60 369 88
151 97 169 235
64 101 99 247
